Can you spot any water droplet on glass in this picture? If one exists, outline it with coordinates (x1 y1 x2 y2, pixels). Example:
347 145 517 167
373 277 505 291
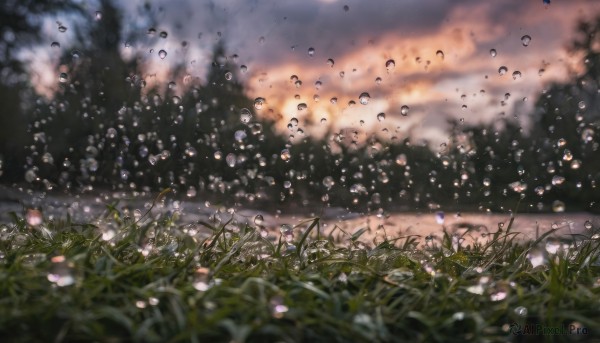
240 65 248 73
58 73 69 83
226 153 236 168
377 112 385 122
160 31 168 39
308 47 315 57
512 71 522 80
224 71 233 81
280 149 291 162
254 214 264 225
385 59 395 72
400 105 410 116
498 66 508 76
375 77 382 85
240 108 252 124
490 49 497 58
552 175 565 186
327 58 335 67
584 220 593 230
323 176 335 189
297 103 308 111
95 11 102 20
578 101 586 110
436 50 444 60
258 36 265 45
359 92 371 105
552 200 565 213
58 25 67 33
254 97 266 110
330 97 338 104
521 35 532 47
158 50 167 59
51 41 60 48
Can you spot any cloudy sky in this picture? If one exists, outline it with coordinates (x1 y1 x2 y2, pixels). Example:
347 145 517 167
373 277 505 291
34 0 600 145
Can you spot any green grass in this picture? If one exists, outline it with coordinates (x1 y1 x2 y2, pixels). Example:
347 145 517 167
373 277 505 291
0 197 599 342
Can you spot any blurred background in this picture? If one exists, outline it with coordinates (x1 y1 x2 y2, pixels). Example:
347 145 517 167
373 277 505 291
0 0 599 214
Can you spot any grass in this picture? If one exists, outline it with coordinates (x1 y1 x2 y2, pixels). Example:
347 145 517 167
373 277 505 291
0 194 599 342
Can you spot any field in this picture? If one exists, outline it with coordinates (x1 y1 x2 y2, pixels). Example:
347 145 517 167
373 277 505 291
1 194 599 343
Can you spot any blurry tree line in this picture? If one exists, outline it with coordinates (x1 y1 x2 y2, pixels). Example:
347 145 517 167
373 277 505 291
0 0 598 213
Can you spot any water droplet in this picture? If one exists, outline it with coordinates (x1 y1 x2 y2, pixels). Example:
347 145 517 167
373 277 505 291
514 306 528 317
581 128 594 142
47 256 74 287
521 35 532 47
323 176 335 189
58 25 67 33
240 108 252 124
375 77 382 85
385 59 396 71
214 151 222 160
490 49 497 57
584 220 593 230
193 267 211 291
545 238 561 254
51 41 60 48
552 175 565 186
578 101 586 110
343 4 350 11
330 97 338 104
498 66 508 76
224 71 233 80
240 65 248 73
400 105 410 116
436 50 444 60
395 154 407 166
377 112 385 122
297 103 308 111
308 47 315 57
26 209 43 226
327 58 335 67
552 200 565 213
95 11 102 20
254 97 266 110
512 71 522 80
171 96 181 105
258 36 265 45
158 50 167 59
58 73 68 83
254 214 264 225
270 295 289 318
280 149 291 162
527 248 547 268
226 153 236 168
435 211 445 225
359 92 371 105
160 31 168 39
490 284 509 301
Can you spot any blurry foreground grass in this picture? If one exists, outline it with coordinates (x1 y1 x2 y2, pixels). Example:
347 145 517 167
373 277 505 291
1 197 600 342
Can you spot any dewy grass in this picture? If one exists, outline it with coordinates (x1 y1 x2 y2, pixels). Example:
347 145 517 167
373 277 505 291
0 201 599 342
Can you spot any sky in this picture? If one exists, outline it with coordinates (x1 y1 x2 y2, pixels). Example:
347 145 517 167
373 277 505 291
30 0 600 146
